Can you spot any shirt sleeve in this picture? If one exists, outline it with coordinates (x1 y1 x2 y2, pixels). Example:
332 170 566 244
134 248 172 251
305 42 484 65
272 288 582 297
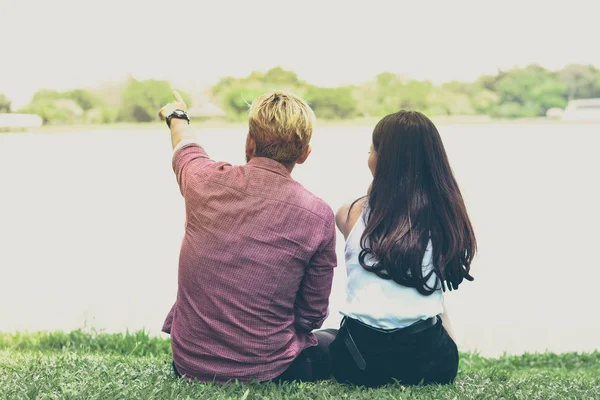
294 212 337 332
172 142 215 197
162 303 176 334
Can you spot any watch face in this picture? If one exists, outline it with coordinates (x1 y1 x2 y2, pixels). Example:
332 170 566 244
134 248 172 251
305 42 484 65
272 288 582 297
168 110 189 124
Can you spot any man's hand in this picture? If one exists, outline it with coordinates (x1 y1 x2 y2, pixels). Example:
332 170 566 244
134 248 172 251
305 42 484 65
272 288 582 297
158 91 193 149
158 91 187 121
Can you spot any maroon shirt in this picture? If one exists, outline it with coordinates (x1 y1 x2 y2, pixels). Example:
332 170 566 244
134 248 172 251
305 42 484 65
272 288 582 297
162 143 336 383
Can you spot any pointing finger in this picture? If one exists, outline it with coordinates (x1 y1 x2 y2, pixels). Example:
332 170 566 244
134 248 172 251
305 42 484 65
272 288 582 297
173 90 184 104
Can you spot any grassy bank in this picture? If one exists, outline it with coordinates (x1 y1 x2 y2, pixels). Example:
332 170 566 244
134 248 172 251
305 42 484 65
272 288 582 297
1 330 598 399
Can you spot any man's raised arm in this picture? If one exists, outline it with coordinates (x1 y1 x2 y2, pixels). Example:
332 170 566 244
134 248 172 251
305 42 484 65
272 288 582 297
158 90 196 149
157 91 215 196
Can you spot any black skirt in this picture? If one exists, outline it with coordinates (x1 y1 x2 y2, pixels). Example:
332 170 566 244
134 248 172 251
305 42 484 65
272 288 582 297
329 316 459 388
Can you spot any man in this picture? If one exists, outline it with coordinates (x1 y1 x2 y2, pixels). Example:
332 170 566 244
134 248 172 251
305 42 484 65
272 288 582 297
158 91 337 383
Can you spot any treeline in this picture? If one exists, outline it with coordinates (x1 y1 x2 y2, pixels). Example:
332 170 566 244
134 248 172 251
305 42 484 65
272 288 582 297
0 79 191 125
211 64 600 120
2 64 600 124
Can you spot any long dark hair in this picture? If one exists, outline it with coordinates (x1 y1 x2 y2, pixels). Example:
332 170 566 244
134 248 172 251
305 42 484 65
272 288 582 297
354 111 476 295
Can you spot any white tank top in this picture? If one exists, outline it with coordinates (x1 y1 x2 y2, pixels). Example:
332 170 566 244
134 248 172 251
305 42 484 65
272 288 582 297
340 208 444 329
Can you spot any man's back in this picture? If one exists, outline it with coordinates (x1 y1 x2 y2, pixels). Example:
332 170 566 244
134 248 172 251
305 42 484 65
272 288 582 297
162 143 336 383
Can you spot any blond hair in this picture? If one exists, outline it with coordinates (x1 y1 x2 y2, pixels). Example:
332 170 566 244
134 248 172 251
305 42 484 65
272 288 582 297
248 91 315 164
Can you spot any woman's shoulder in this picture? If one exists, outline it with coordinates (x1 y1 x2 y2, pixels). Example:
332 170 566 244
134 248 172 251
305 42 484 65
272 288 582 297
336 197 368 239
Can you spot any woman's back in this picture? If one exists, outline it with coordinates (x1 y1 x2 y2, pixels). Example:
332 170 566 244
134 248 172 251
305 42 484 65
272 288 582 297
332 201 459 388
341 205 443 329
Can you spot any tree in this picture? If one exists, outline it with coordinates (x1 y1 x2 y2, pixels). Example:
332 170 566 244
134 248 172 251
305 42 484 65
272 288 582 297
262 66 301 86
426 88 475 116
120 78 191 122
489 65 568 117
304 85 358 119
64 89 98 111
470 89 499 114
559 64 600 100
30 89 62 103
20 89 83 124
357 74 434 116
372 73 407 115
0 94 11 113
221 87 265 119
210 67 311 120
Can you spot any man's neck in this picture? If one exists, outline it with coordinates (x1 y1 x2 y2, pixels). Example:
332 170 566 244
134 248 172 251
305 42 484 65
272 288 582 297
247 156 296 174
283 162 295 174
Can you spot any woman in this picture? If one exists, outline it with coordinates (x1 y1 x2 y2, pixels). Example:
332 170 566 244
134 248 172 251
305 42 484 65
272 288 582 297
330 110 476 388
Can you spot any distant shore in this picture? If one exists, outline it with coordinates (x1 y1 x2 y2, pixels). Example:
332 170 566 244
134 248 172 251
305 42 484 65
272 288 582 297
2 116 597 134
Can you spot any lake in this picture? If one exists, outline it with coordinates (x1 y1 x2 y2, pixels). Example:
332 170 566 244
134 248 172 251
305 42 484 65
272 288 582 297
1 122 599 357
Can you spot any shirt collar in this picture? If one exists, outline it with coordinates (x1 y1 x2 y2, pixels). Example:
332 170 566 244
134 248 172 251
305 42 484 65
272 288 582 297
247 157 291 178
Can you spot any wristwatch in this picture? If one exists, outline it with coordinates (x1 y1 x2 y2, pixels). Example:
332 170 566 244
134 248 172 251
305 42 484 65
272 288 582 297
166 109 190 128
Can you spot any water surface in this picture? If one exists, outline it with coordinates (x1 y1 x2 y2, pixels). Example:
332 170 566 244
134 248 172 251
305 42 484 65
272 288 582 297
1 123 598 356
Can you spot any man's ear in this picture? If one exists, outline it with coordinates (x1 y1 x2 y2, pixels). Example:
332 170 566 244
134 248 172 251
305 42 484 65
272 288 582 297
296 145 312 165
245 133 256 161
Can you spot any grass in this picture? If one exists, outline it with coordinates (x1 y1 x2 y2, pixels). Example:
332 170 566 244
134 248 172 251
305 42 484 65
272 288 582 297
1 330 599 399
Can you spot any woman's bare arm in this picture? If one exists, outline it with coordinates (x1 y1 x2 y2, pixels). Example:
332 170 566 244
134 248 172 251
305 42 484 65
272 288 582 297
439 297 457 343
335 196 368 240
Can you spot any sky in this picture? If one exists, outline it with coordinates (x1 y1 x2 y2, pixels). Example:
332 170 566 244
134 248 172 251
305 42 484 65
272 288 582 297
1 0 599 108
